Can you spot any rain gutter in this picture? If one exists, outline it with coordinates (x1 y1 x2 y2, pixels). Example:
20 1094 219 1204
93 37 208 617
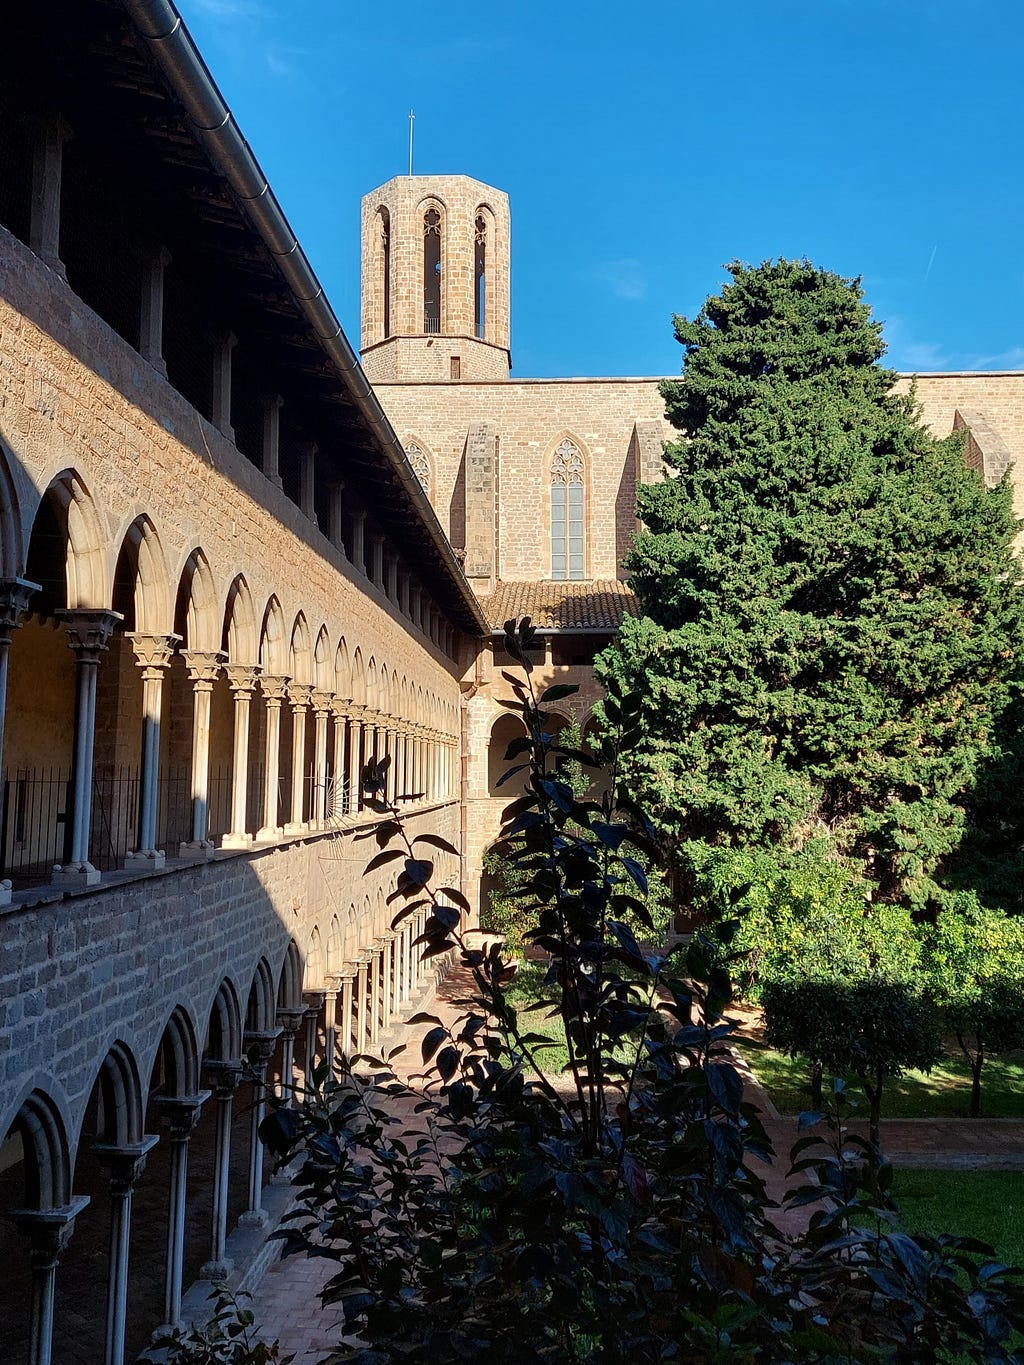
122 0 488 636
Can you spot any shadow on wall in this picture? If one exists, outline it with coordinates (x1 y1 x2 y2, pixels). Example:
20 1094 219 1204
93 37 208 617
0 825 454 1364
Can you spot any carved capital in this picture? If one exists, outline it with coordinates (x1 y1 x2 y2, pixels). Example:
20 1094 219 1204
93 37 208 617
224 663 261 695
181 650 226 687
0 577 39 637
58 608 122 661
127 631 180 677
152 1091 210 1137
287 682 314 711
311 689 335 715
259 673 290 704
9 1197 90 1266
243 1029 282 1065
93 1135 159 1195
275 1006 306 1038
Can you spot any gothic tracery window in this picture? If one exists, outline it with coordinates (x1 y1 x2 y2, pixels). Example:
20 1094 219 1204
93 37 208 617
379 207 391 339
550 438 585 580
423 207 441 334
406 441 431 496
474 213 486 340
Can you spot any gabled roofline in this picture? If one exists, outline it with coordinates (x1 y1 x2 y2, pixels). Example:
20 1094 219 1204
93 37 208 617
123 0 488 636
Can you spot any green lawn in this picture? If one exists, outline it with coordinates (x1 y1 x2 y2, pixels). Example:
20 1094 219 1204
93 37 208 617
892 1169 1024 1267
502 962 642 1080
736 1032 1024 1119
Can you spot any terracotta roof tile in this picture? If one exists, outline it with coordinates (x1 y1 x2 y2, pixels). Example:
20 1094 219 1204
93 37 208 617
477 580 637 631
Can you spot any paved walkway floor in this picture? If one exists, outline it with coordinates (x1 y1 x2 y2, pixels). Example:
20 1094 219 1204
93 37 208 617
248 965 1024 1362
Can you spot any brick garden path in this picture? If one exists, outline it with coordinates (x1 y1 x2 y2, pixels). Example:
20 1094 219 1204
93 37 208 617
251 965 1024 1362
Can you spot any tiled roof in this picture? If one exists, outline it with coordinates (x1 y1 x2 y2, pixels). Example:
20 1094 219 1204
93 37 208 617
477 580 637 631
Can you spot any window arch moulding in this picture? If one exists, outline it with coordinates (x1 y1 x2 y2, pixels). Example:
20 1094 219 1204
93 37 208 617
550 437 587 581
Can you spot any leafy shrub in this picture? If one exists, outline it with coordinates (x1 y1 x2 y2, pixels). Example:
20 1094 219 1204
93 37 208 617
763 974 942 1141
925 895 1024 1115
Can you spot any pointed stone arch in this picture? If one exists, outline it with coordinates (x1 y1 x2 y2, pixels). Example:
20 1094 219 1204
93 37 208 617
277 941 304 1009
149 1006 201 1100
223 575 258 665
259 595 288 676
112 513 172 633
204 979 243 1063
174 548 219 651
26 468 108 614
351 647 366 706
313 626 332 691
289 612 312 684
245 958 276 1033
85 1040 146 1149
1 1088 71 1210
334 638 351 701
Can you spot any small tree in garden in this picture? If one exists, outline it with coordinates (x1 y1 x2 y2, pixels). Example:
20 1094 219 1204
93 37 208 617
762 975 941 1142
926 898 1024 1116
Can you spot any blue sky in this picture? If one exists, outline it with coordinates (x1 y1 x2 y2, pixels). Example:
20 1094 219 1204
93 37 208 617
179 0 1023 379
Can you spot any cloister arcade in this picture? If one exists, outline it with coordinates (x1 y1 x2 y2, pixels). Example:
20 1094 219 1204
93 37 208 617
0 453 464 1363
0 895 456 1364
0 465 459 892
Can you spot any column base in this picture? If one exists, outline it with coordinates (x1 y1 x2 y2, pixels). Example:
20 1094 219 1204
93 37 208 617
178 839 217 862
199 1258 234 1281
282 821 307 837
0 878 11 907
220 832 253 850
124 848 167 872
255 825 284 843
238 1208 269 1230
51 861 101 888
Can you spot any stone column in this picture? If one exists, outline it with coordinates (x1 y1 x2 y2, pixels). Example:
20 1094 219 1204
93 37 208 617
260 394 283 487
199 1064 239 1280
222 664 260 849
355 956 370 1053
10 1198 90 1365
240 1031 280 1228
352 511 366 576
298 441 317 522
211 333 237 442
53 608 122 888
311 690 333 828
328 482 345 552
124 633 178 871
152 1093 208 1330
138 245 171 376
369 944 383 1045
284 683 313 833
274 1007 306 1104
0 578 38 903
30 113 70 277
392 929 404 1013
331 700 349 818
93 1137 159 1365
346 705 365 814
179 651 225 860
336 968 356 1063
256 674 289 841
302 991 326 1088
321 988 339 1081
379 936 395 1031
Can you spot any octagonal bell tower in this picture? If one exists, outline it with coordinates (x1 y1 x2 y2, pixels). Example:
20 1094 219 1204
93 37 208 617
360 174 511 383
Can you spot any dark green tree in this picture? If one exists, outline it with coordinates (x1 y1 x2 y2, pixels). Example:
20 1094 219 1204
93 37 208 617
597 259 1024 905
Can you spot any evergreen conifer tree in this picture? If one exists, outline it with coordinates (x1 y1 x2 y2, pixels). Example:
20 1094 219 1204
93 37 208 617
597 260 1024 904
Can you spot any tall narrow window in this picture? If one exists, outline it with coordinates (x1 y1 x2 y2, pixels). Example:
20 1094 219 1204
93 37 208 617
551 439 586 580
380 207 391 338
474 214 486 339
423 207 441 334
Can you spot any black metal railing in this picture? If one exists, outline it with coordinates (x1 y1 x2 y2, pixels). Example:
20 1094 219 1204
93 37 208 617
0 761 345 887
